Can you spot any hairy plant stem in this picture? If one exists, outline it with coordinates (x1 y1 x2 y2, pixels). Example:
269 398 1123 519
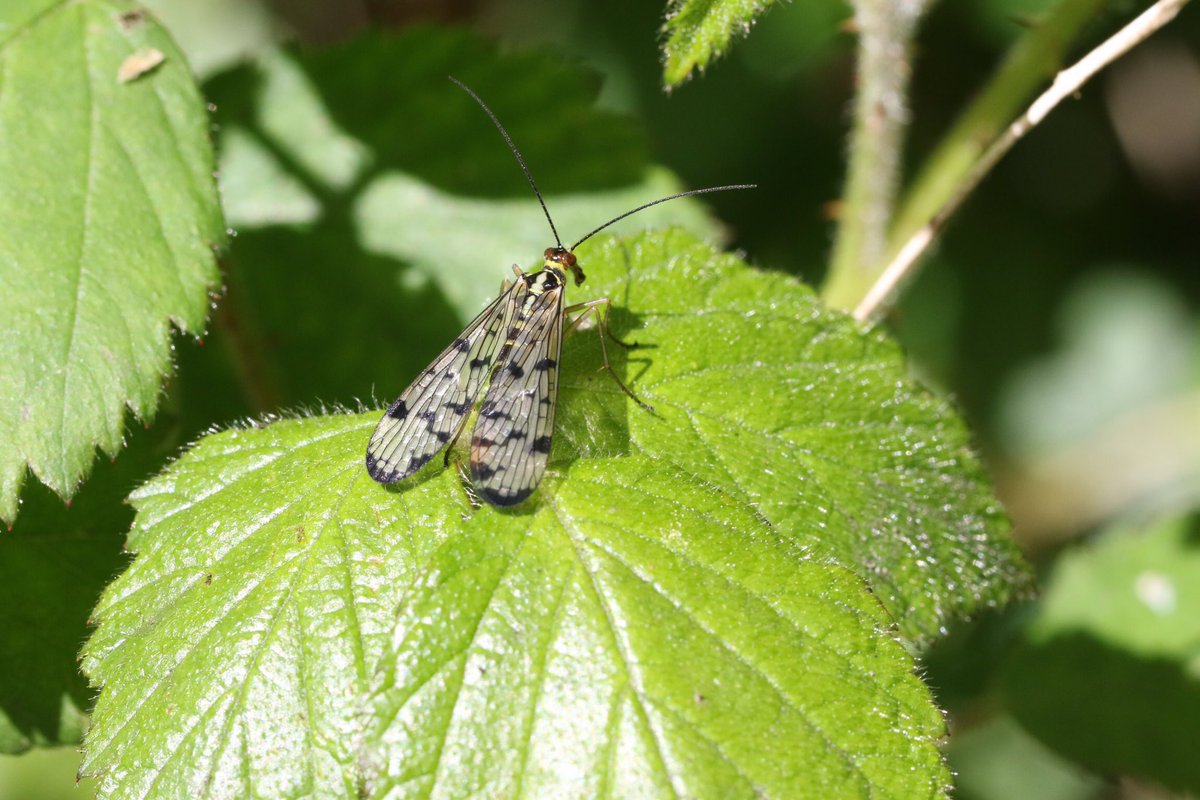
822 0 928 312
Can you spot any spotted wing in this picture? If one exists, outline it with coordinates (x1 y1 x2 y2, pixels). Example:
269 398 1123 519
468 286 565 506
366 281 525 484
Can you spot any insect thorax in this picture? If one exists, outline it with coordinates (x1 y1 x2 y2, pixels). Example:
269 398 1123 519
526 264 566 295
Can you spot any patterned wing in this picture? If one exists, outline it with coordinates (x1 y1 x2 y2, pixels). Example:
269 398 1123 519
366 281 525 484
469 286 566 506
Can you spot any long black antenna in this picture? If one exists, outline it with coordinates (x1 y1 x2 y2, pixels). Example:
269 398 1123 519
449 76 564 249
450 77 755 254
570 184 756 250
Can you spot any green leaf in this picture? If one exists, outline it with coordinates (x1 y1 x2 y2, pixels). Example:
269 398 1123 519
82 415 948 798
661 0 779 87
557 231 1029 646
366 459 947 798
998 270 1198 456
83 230 1025 795
1005 511 1200 793
0 0 224 525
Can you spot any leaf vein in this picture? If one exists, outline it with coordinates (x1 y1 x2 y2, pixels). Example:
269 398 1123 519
564 525 870 793
546 496 681 798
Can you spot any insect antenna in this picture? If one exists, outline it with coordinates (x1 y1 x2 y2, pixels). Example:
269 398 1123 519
449 76 564 250
450 77 755 255
570 184 756 251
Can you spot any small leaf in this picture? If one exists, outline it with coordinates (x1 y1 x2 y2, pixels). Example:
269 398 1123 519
1006 511 1200 793
946 715 1108 800
661 0 779 87
0 0 224 524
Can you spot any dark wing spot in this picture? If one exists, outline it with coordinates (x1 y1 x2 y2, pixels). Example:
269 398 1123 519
533 357 556 371
452 338 470 352
366 453 398 484
507 326 522 340
480 486 533 507
531 435 553 454
444 400 471 415
481 403 509 420
507 429 527 440
386 400 409 420
435 430 451 443
365 452 382 474
407 453 433 472
474 464 498 480
469 357 490 369
506 363 525 379
419 409 436 421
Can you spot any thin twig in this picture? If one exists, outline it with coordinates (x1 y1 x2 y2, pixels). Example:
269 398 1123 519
854 0 1191 322
888 0 1106 258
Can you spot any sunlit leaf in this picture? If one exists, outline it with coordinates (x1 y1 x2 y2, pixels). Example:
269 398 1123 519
0 0 224 524
661 0 780 86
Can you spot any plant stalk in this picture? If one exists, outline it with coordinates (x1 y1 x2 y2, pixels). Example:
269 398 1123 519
822 0 929 312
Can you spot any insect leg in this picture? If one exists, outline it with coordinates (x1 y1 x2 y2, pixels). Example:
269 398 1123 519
497 266 525 294
565 298 654 412
566 296 642 349
442 416 470 468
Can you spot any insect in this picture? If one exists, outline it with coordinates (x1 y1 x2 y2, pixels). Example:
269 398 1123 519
365 78 753 506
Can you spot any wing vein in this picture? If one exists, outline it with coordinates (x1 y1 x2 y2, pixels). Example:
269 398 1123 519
365 281 525 483
469 285 566 506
